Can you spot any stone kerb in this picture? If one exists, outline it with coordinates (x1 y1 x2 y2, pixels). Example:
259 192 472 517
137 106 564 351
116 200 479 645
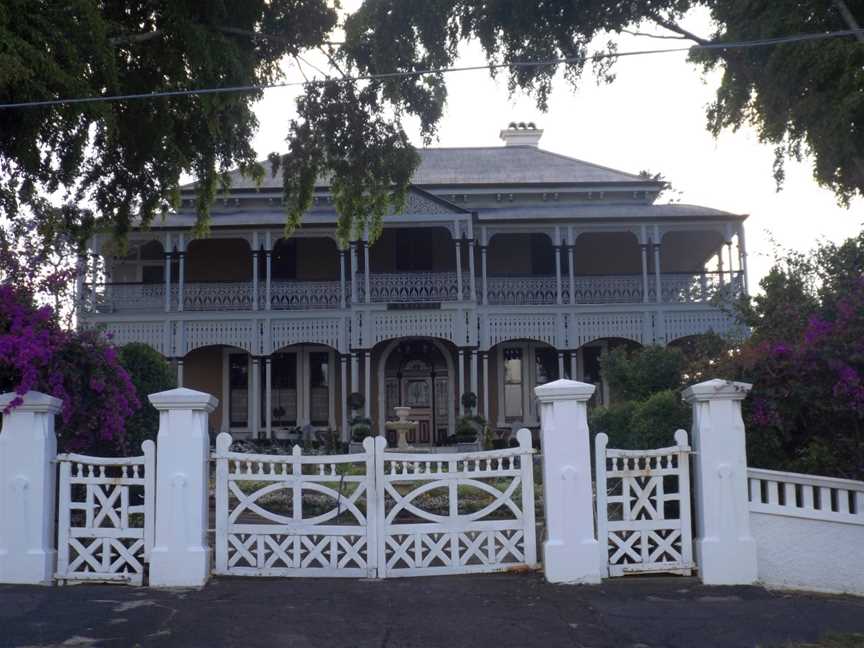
535 379 605 584
147 387 218 587
682 378 758 586
0 391 63 584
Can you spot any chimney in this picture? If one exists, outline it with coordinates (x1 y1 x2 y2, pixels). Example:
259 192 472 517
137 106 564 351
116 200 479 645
499 121 543 147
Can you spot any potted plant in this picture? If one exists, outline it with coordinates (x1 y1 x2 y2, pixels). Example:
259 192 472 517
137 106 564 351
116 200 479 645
347 393 373 453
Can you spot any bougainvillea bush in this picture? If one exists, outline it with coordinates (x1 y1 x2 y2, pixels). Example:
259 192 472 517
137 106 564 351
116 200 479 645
718 232 864 480
0 283 139 454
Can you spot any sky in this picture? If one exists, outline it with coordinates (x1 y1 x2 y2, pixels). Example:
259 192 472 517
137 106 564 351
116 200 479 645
247 5 863 288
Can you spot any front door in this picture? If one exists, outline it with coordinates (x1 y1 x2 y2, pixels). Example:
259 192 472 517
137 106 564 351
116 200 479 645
383 340 453 445
402 376 433 445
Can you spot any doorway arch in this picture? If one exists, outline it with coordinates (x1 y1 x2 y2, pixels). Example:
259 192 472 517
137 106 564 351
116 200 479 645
376 337 456 445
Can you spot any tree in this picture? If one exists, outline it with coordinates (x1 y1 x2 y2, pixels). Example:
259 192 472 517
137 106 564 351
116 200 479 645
3 2 861 248
717 231 864 479
591 345 691 449
0 1 342 244
310 0 864 213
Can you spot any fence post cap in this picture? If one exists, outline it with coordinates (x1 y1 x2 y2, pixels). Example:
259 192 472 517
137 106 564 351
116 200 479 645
534 379 595 403
148 387 218 413
0 390 63 414
682 379 752 403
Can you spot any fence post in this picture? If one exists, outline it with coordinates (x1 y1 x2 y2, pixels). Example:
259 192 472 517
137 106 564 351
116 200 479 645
148 387 218 587
682 379 758 585
535 379 604 584
0 391 63 584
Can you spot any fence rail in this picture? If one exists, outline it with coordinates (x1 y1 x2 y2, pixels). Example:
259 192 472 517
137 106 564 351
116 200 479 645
747 467 864 525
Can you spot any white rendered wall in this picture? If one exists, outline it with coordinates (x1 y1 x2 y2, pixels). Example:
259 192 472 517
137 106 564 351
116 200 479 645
751 512 864 596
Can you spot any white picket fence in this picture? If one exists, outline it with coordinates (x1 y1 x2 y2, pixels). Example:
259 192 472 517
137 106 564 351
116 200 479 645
55 442 155 585
213 434 379 578
380 429 537 577
595 430 693 577
212 430 537 579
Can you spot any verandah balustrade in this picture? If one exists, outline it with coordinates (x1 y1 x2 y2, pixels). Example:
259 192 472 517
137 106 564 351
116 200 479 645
82 271 744 313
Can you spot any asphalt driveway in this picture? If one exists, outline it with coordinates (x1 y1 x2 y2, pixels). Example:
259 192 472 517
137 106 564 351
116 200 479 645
1 573 862 648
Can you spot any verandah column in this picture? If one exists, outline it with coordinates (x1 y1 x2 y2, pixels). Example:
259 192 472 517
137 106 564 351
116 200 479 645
265 356 273 439
455 236 463 301
363 351 372 418
554 227 563 305
251 232 260 312
177 233 185 312
148 388 217 587
0 391 63 585
481 352 489 420
163 232 172 313
682 379 758 585
535 379 604 584
340 354 349 442
458 350 466 415
567 229 575 305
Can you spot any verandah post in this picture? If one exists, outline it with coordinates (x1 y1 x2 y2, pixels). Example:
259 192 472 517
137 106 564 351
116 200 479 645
534 379 604 584
0 391 63 584
148 387 218 587
682 379 758 585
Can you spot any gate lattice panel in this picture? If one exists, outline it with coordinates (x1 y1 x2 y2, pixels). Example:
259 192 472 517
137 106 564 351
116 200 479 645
55 441 155 585
378 429 537 577
212 431 538 578
595 430 694 577
213 434 378 578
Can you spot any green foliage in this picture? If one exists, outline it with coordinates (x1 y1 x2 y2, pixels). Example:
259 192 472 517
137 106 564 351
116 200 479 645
117 343 175 450
719 231 864 479
600 345 685 401
350 415 374 442
591 390 690 450
693 2 864 205
338 1 864 206
456 413 486 442
0 0 337 243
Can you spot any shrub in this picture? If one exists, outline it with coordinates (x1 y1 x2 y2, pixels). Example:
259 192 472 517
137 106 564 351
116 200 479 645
0 284 139 453
600 345 685 402
456 413 486 442
350 415 373 441
118 343 176 450
590 390 690 450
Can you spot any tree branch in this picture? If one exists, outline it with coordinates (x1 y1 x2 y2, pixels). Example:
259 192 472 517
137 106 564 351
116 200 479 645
620 28 689 41
108 30 163 46
646 14 711 46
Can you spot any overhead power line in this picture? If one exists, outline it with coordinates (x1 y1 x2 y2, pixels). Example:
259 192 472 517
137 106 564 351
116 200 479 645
1 27 862 110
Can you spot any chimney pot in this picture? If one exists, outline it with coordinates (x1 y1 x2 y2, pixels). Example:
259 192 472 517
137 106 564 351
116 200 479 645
499 122 543 147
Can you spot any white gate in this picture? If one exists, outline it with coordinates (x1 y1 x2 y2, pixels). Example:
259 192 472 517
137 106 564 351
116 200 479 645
379 429 537 577
213 434 378 578
55 441 155 585
212 430 538 578
595 430 694 577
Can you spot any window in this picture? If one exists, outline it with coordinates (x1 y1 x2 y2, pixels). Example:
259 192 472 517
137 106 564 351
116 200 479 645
530 234 554 275
228 354 249 428
271 239 297 280
396 230 434 272
309 352 330 426
261 353 297 427
503 347 523 421
534 348 560 386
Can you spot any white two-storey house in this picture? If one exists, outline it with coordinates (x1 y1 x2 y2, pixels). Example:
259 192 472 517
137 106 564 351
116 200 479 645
80 124 747 444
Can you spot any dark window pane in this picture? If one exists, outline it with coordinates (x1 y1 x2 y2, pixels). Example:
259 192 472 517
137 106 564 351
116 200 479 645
530 234 554 275
271 239 297 280
229 354 248 427
396 230 434 271
142 265 164 284
535 348 559 386
261 353 298 427
309 352 330 426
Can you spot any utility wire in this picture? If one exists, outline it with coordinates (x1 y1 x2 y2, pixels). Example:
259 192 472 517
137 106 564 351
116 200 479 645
1 27 862 110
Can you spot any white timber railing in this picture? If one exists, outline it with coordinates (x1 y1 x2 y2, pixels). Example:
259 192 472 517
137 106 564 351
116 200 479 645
356 271 468 303
84 271 744 313
267 280 343 310
747 468 864 525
